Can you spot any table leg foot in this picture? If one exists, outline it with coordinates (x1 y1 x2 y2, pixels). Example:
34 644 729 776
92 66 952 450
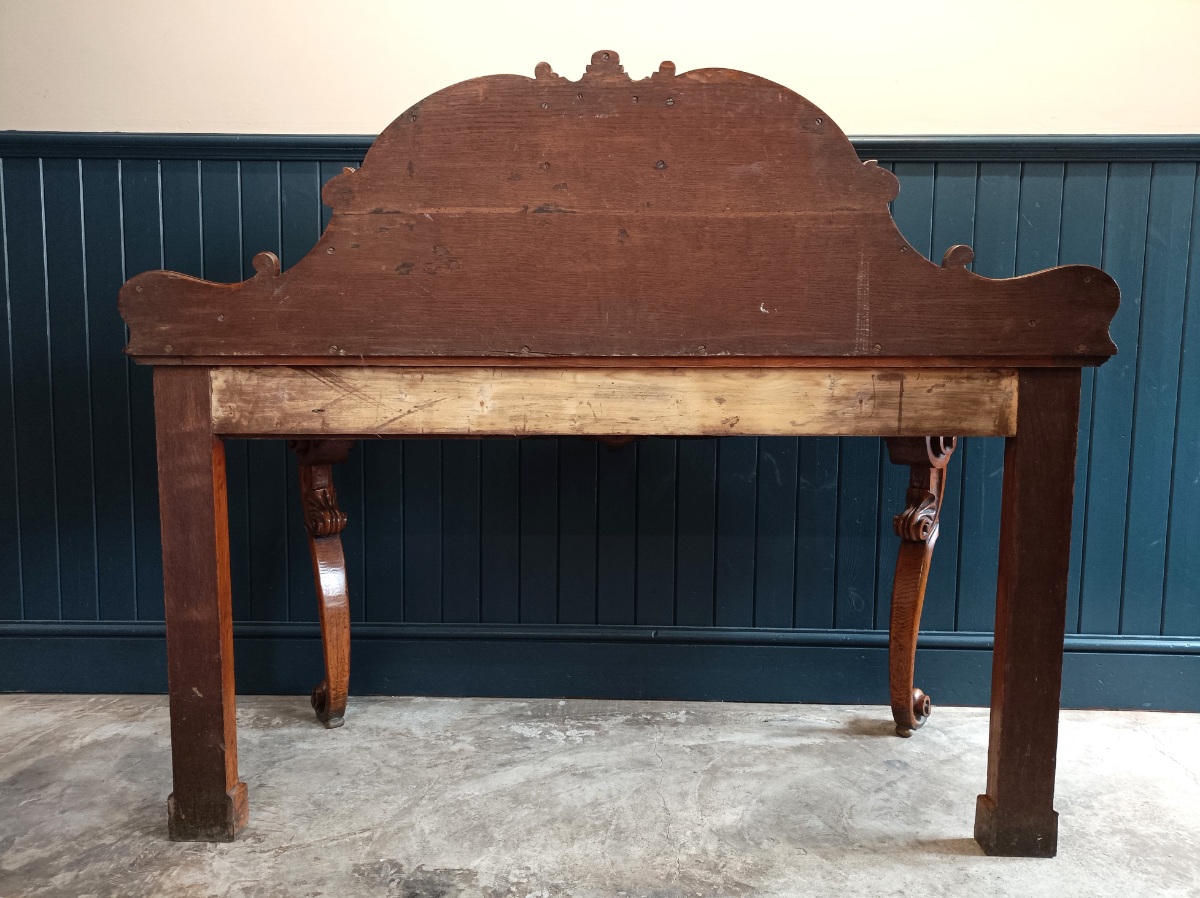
974 794 1058 857
167 782 249 843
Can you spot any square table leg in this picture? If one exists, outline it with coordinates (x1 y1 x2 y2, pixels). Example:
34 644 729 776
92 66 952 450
153 367 247 841
975 367 1082 857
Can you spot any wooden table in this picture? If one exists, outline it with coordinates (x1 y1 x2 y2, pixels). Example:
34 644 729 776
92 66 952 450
120 51 1119 856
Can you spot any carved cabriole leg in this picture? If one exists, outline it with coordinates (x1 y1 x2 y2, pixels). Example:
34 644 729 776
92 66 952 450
975 368 1081 857
154 367 247 841
884 436 957 737
290 439 354 728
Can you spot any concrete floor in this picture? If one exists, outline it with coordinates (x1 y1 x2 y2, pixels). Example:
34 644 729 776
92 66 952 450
1 696 1197 898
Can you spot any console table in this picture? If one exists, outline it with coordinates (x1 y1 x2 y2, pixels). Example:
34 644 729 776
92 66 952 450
119 50 1119 856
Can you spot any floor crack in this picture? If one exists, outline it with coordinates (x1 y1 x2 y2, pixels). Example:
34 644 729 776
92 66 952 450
651 722 684 884
1134 718 1200 791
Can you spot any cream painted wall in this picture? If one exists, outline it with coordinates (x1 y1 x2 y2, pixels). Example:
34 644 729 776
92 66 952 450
1 0 1197 135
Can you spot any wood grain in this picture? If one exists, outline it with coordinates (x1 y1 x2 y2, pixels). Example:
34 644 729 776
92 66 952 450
153 366 247 842
885 436 957 737
975 368 1082 857
209 366 1018 438
121 217 1118 362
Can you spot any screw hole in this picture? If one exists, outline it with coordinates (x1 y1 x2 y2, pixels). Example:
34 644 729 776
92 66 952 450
539 162 550 170
655 160 667 170
602 52 610 61
577 93 583 100
815 117 823 125
540 102 548 110
632 96 638 103
666 97 674 106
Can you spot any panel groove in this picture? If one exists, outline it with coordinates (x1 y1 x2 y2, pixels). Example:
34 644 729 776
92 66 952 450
75 159 100 620
38 159 65 619
1158 165 1200 636
1116 165 1162 634
0 159 24 617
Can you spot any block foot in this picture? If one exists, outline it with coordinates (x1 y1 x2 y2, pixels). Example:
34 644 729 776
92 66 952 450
167 782 249 842
974 794 1058 857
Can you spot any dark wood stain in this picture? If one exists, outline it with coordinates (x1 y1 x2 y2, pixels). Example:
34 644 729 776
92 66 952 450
118 56 1117 364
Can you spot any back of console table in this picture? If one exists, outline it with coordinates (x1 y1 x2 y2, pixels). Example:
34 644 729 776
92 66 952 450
120 51 1118 857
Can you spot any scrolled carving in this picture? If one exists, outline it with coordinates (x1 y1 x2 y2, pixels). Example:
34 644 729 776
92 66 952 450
942 244 975 270
533 61 566 82
886 435 957 470
885 435 958 737
290 441 353 728
251 251 280 278
894 491 939 543
303 485 347 538
861 160 901 202
291 440 353 538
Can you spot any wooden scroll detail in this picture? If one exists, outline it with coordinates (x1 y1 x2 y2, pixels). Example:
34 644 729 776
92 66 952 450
290 439 354 727
118 52 1119 363
885 435 957 737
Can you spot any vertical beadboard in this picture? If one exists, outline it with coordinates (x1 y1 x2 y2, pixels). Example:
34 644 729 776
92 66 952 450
1 136 1197 682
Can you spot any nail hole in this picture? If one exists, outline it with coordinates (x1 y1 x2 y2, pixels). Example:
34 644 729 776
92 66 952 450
539 162 550 170
899 246 907 253
577 93 583 100
327 247 335 254
164 345 172 354
135 285 143 293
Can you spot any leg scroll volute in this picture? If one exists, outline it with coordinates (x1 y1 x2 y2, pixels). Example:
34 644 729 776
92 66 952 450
885 436 957 737
290 439 354 728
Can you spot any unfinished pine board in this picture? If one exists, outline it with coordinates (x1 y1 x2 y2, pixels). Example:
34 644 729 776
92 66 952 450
210 366 1018 438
